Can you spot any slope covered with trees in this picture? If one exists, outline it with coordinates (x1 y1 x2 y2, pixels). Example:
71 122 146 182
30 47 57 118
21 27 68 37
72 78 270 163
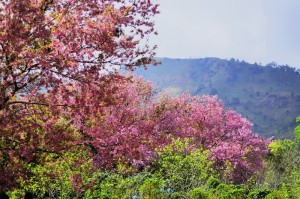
134 58 300 138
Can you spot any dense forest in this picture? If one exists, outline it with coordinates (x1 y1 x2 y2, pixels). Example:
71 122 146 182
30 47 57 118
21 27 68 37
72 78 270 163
1 1 300 199
135 58 300 139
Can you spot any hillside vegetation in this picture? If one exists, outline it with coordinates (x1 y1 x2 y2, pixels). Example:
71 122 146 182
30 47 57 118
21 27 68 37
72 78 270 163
134 58 300 138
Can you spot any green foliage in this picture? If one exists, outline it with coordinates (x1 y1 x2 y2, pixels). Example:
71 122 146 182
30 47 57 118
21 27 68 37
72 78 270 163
265 184 290 199
138 178 164 199
264 139 300 189
80 139 217 199
248 188 271 199
206 176 221 189
214 184 248 199
187 187 209 199
82 172 167 199
153 138 214 192
256 121 300 199
294 117 300 141
9 146 96 199
170 191 186 199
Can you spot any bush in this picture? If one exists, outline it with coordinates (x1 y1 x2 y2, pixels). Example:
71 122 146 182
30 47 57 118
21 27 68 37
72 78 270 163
139 178 164 199
170 191 186 199
206 176 221 189
82 172 166 199
188 187 209 199
248 188 271 199
265 190 289 199
153 138 215 192
215 184 248 199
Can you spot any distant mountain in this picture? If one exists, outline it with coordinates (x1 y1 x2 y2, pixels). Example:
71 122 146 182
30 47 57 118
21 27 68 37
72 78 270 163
133 57 300 139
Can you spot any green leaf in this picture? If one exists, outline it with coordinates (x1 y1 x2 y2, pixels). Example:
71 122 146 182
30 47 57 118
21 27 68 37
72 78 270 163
294 126 300 140
295 117 300 140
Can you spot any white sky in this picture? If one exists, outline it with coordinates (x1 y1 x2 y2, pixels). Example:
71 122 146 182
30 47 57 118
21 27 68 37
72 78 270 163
152 0 300 68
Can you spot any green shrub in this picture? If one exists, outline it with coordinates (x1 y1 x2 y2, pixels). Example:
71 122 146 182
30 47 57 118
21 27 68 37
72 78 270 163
139 178 164 199
188 187 209 199
206 176 221 189
154 138 215 192
215 184 247 199
82 172 166 199
265 190 290 199
170 191 186 199
248 188 271 199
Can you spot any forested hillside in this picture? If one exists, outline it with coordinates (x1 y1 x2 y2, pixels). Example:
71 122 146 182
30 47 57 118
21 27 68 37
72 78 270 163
134 58 300 138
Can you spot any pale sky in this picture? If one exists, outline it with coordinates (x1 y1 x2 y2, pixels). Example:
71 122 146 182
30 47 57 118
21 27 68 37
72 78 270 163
152 0 300 68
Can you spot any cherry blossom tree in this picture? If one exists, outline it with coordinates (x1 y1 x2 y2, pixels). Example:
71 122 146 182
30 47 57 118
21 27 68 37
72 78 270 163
0 0 159 192
54 76 269 184
0 0 159 109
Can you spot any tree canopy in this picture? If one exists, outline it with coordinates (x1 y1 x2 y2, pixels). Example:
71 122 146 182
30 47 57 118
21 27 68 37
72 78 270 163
0 0 158 191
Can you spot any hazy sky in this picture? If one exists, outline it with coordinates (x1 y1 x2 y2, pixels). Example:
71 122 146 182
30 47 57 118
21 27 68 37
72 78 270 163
152 0 300 68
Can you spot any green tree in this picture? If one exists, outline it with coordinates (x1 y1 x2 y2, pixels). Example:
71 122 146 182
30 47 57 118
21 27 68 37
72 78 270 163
153 138 215 193
262 117 300 198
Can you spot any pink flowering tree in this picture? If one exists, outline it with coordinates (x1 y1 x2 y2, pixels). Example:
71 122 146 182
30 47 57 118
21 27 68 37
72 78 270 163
53 76 269 184
0 0 159 191
1 72 269 192
0 0 159 109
